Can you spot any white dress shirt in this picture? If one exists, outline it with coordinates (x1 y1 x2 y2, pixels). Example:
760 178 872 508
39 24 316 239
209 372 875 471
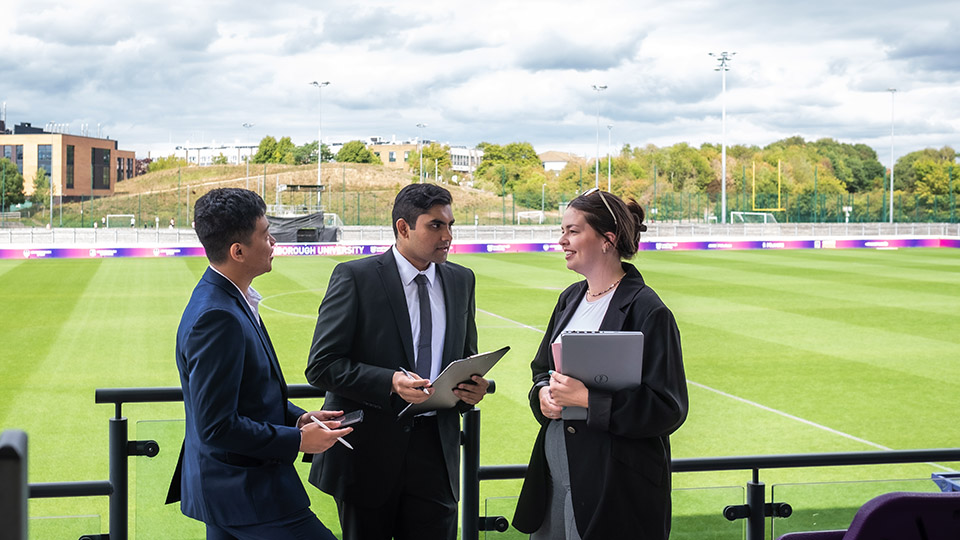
210 265 262 321
392 246 446 380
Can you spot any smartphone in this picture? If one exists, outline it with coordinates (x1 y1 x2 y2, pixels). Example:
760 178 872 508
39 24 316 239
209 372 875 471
332 410 364 427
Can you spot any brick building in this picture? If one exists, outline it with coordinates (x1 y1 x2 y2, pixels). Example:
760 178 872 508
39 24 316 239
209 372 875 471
0 122 136 201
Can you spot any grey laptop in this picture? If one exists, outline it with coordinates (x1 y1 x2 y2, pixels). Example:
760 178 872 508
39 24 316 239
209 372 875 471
559 331 644 420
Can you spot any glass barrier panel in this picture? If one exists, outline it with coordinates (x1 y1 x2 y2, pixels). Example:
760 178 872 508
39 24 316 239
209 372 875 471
136 419 205 539
483 496 523 540
483 486 744 540
29 515 100 540
771 477 940 537
672 486 745 540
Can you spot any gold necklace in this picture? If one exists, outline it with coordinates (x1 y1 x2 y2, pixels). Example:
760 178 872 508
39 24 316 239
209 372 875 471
587 275 624 298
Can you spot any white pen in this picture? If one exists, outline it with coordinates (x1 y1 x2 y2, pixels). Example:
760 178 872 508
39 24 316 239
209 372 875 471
310 415 353 450
398 366 431 395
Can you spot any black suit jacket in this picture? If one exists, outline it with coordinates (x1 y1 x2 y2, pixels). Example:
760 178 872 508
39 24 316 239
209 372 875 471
513 262 688 540
305 249 478 506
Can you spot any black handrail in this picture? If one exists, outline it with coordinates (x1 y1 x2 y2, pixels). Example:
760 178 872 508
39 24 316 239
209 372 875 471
18 387 960 540
461 408 960 540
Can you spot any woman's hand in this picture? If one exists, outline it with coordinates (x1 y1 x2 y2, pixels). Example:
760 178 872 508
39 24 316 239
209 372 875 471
549 371 589 408
539 385 563 420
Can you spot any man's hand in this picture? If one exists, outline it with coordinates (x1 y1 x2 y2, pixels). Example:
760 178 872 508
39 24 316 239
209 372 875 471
453 375 489 405
299 420 352 454
297 410 343 429
538 385 562 420
392 371 434 404
548 371 589 408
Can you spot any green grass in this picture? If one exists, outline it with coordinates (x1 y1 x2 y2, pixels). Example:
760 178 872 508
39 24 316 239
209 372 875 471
2 248 959 538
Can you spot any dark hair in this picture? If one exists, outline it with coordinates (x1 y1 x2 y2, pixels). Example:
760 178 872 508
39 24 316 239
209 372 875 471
391 183 453 237
569 190 647 259
194 188 266 264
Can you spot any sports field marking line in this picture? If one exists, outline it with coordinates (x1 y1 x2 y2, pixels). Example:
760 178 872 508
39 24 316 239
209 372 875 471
478 306 955 472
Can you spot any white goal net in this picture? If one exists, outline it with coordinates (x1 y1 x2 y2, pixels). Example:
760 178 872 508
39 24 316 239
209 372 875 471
730 211 778 224
517 211 545 224
105 214 136 228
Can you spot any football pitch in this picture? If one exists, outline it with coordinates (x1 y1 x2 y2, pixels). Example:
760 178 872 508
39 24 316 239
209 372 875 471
2 248 959 538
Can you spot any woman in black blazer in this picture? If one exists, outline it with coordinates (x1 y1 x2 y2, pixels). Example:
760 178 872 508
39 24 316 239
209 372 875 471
513 189 688 540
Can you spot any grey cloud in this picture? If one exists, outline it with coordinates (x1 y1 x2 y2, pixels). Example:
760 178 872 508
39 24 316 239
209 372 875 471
516 31 645 72
887 23 960 74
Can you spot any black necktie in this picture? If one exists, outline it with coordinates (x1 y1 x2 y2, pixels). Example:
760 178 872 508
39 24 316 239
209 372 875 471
414 274 432 378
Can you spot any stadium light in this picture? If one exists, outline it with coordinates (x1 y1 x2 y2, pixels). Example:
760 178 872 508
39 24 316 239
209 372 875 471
310 81 330 209
887 88 897 224
417 123 427 183
710 51 735 223
607 124 613 192
591 84 607 188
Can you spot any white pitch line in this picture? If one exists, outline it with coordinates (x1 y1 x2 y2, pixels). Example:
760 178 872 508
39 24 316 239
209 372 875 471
479 306 955 471
477 308 544 333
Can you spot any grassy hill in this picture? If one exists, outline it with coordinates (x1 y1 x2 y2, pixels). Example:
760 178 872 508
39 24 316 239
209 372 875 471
22 162 541 229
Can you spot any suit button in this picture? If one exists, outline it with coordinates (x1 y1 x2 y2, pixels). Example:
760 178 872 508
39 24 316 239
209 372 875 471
566 426 576 434
402 426 411 433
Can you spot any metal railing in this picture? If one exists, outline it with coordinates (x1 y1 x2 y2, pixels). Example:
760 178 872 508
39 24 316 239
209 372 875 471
2 222 958 246
460 408 960 540
8 388 960 540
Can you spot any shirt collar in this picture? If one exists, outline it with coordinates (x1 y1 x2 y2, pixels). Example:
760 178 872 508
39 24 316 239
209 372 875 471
209 265 261 317
392 245 436 286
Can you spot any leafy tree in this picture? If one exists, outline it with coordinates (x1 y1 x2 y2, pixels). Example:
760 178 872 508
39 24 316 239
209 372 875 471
272 136 297 164
212 153 229 165
893 146 956 192
408 143 451 178
0 158 25 207
252 136 278 164
474 142 542 193
293 141 335 165
30 168 49 205
336 141 382 164
147 155 190 172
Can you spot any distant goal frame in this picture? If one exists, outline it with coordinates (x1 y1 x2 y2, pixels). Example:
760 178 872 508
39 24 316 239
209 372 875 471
105 214 136 228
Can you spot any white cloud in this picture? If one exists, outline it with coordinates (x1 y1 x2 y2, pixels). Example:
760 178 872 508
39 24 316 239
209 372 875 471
0 0 957 167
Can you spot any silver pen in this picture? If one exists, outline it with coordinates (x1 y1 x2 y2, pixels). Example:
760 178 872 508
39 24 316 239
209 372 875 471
399 366 431 395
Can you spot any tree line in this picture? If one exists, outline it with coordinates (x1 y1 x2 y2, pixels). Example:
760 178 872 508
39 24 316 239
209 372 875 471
2 136 957 216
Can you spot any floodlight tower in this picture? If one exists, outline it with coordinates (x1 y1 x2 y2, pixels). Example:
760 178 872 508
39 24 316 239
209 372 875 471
417 123 427 182
710 51 735 223
591 84 607 189
310 81 330 207
887 88 897 223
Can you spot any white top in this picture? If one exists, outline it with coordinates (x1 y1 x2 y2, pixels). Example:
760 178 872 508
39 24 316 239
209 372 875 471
553 290 615 344
209 266 262 321
392 246 446 380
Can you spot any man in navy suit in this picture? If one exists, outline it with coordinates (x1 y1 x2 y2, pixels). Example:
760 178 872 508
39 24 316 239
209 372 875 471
173 188 351 539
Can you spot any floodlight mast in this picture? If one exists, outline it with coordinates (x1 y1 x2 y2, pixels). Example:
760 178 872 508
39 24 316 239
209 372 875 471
710 51 735 223
591 84 607 189
310 81 330 208
887 88 897 224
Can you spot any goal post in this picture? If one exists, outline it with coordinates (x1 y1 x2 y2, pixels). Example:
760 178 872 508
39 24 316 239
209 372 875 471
517 211 544 224
730 211 778 224
105 214 136 228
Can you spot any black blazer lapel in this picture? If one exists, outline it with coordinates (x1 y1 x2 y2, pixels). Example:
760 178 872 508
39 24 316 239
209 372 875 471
376 251 417 370
600 263 645 331
437 264 459 367
550 281 588 342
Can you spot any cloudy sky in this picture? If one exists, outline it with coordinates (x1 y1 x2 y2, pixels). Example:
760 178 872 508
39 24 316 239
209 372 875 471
2 0 958 167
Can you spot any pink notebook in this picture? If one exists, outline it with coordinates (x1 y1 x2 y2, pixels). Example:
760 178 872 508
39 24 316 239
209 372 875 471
551 342 563 373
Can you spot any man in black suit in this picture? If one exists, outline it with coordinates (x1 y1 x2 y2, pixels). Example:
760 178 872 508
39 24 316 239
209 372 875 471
305 183 489 540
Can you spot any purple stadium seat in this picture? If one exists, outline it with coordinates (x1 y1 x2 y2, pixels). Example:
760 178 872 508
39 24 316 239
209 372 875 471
776 491 960 540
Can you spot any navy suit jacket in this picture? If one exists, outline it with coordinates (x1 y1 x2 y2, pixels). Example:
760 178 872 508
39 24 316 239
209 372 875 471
172 267 309 526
